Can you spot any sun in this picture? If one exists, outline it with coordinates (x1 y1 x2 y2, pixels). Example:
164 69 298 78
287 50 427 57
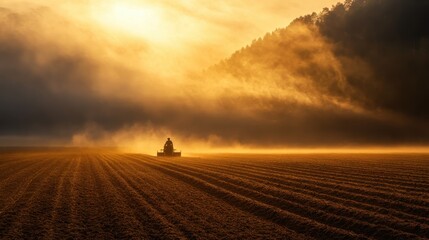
92 1 167 42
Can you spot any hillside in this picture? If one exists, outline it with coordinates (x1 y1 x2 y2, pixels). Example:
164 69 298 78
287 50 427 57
200 0 429 146
213 0 429 116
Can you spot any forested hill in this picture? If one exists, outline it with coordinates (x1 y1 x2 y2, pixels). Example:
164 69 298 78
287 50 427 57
209 0 429 122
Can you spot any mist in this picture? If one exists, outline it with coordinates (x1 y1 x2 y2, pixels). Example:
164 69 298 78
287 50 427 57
0 0 428 152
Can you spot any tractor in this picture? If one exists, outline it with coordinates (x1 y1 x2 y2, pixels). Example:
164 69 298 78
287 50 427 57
157 138 181 157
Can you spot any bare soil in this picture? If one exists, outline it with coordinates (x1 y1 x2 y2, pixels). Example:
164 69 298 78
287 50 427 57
1 149 428 239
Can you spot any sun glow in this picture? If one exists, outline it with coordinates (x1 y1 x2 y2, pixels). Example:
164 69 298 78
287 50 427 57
92 1 168 42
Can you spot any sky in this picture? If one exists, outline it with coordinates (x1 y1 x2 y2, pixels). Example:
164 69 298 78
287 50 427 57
0 0 339 71
0 0 428 152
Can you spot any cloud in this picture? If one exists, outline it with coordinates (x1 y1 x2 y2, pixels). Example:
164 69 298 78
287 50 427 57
0 7 152 136
0 0 428 150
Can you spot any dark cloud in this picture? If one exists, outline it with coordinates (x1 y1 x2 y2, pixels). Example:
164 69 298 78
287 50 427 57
1 0 429 148
0 8 151 140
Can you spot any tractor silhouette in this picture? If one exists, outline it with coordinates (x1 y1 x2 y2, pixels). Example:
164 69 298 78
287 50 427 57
157 138 181 157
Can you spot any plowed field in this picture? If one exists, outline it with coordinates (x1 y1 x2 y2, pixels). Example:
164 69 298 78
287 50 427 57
1 149 428 239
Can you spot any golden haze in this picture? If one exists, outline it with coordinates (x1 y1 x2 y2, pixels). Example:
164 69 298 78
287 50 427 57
1 0 427 152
